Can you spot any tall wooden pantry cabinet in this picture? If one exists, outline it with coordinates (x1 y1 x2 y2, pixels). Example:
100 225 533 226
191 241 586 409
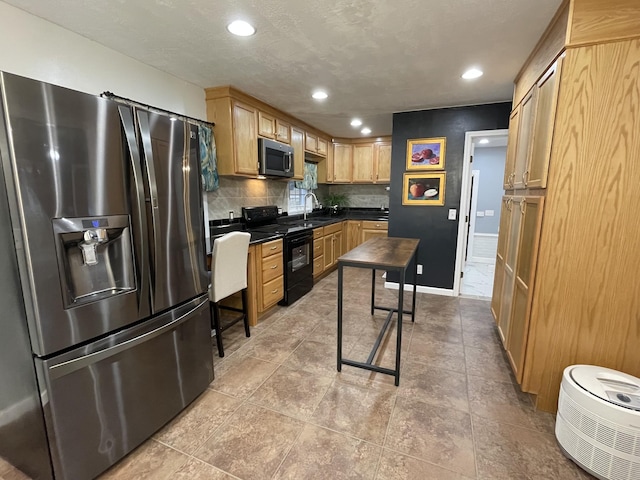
491 0 640 412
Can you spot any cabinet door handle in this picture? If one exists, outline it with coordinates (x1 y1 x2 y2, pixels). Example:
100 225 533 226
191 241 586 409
523 170 529 186
270 246 278 250
272 289 278 294
520 199 526 214
271 265 277 269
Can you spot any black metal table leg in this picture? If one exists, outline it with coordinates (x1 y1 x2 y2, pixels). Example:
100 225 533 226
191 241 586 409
337 264 344 372
395 267 404 386
412 250 418 323
370 269 376 315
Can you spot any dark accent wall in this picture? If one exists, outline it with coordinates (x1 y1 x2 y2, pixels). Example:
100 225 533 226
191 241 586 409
388 103 511 289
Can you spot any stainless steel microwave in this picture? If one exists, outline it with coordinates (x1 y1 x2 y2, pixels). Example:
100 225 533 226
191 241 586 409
258 137 294 178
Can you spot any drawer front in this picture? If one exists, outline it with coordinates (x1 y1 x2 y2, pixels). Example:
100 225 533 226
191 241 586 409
262 276 284 309
262 255 283 283
362 220 388 230
323 222 342 235
313 227 324 239
261 239 283 258
313 256 324 276
313 238 324 258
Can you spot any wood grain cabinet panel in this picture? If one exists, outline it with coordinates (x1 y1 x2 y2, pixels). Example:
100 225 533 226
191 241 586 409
504 106 520 189
347 221 362 251
317 137 328 156
258 110 276 139
497 196 522 346
232 101 259 175
374 142 392 183
512 89 537 190
491 197 512 322
332 144 353 183
305 132 318 154
275 119 290 144
291 126 305 181
352 144 374 183
361 221 388 243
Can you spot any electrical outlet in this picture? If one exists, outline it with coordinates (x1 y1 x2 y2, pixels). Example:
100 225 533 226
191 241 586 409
417 264 423 274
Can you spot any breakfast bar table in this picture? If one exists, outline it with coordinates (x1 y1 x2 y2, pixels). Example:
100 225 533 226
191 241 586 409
337 237 419 386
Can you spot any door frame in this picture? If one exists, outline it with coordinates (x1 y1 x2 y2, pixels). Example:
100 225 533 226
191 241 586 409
464 169 480 270
453 129 508 296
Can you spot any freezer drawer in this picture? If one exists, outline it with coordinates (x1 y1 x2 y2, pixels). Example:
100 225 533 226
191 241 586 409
36 295 213 480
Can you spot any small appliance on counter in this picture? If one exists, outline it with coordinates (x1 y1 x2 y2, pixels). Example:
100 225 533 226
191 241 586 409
556 365 640 480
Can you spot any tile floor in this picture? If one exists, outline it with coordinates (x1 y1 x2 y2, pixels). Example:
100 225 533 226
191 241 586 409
460 261 495 299
2 268 594 480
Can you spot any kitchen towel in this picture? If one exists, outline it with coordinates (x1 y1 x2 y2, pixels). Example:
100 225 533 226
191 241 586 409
199 125 219 192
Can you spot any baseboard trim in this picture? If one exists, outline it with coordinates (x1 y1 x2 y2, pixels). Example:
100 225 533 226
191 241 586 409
384 281 455 297
469 256 495 264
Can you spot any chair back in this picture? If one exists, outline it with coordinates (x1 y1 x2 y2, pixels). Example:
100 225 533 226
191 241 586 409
210 231 251 303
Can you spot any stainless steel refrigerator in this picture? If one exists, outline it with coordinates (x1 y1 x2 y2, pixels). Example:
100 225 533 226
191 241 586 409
0 72 212 480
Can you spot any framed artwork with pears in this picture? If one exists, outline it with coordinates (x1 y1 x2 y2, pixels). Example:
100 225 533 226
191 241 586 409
402 172 446 206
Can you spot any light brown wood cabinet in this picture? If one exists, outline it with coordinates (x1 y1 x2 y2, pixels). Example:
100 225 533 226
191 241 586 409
232 101 259 176
492 0 640 412
256 239 284 312
312 228 324 279
322 223 343 270
374 142 392 183
346 220 362 251
305 132 318 154
291 126 305 181
258 110 276 139
361 221 388 243
332 144 353 183
317 137 328 156
352 144 375 183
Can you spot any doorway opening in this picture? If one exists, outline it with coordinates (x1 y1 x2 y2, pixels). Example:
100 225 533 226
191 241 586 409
454 130 508 298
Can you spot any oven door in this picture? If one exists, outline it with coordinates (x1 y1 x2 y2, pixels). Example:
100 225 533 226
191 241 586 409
280 232 313 305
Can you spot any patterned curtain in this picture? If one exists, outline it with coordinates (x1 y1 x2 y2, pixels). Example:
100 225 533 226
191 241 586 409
199 125 219 191
295 162 318 190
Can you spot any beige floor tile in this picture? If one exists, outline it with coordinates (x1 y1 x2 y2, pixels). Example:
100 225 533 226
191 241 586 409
211 354 279 399
385 396 476 478
0 460 31 480
194 404 304 480
412 320 463 345
274 424 381 479
154 389 242 454
248 365 334 420
407 336 466 374
170 457 235 479
376 449 473 479
467 375 555 434
472 416 581 479
98 439 189 480
461 325 503 351
311 380 396 445
285 339 341 376
464 345 514 384
397 361 469 413
234 329 305 364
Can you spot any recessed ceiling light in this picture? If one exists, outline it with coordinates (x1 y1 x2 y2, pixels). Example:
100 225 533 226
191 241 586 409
462 68 483 80
227 20 255 36
361 127 372 135
479 138 489 144
350 118 362 127
312 90 328 100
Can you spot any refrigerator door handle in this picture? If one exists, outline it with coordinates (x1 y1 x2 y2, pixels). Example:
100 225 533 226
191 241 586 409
118 106 150 317
47 297 208 380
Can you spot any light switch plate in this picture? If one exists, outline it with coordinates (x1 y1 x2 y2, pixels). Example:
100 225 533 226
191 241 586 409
448 209 456 220
476 211 485 217
485 210 495 216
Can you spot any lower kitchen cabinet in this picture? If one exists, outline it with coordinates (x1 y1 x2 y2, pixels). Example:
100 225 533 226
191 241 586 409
361 220 388 242
323 222 343 270
491 195 544 383
347 220 362 251
312 227 324 279
506 196 544 383
255 239 284 313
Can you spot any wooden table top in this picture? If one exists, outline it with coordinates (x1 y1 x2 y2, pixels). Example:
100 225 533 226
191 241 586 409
338 237 419 269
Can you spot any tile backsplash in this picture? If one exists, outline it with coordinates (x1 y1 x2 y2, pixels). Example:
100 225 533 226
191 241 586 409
205 178 389 220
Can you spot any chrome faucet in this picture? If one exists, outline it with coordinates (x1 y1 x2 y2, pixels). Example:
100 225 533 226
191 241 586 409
303 192 319 221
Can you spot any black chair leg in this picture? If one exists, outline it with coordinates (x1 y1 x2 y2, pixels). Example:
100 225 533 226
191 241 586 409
241 288 250 338
212 301 224 357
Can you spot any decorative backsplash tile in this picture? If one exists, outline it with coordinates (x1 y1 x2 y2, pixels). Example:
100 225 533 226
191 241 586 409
205 178 389 220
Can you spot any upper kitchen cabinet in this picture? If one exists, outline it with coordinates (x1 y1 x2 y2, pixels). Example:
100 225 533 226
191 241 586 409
352 144 374 183
258 111 291 144
290 126 305 181
324 137 392 184
490 0 640 413
503 106 520 189
305 132 329 158
331 143 353 183
205 86 332 178
374 141 391 183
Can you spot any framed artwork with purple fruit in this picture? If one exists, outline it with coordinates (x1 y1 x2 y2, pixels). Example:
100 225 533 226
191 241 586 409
406 137 446 170
402 172 446 206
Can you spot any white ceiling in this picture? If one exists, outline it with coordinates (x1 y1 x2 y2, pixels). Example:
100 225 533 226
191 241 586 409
4 0 562 138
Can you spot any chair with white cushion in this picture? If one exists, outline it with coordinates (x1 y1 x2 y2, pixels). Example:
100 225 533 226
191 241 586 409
209 231 251 357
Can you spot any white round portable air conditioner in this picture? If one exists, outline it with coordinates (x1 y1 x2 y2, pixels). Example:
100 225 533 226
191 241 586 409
556 365 640 480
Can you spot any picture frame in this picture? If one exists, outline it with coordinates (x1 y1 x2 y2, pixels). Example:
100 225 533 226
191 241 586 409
406 137 446 170
402 172 446 206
